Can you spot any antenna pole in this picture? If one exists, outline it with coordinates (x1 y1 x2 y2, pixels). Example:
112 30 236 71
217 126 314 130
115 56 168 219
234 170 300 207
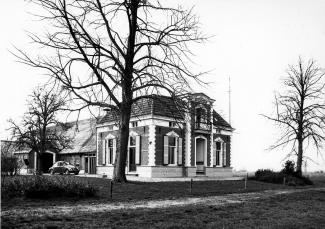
228 76 231 125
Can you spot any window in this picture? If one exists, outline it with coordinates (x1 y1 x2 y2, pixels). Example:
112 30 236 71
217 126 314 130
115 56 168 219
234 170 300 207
195 106 209 129
169 122 177 128
163 134 183 165
196 107 207 123
131 121 138 127
168 137 177 164
128 135 141 171
130 136 136 147
223 142 227 166
108 139 114 164
216 142 221 166
103 137 116 165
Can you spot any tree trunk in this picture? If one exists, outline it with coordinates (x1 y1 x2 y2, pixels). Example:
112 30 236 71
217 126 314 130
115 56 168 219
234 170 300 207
36 152 43 175
296 139 303 177
113 102 132 182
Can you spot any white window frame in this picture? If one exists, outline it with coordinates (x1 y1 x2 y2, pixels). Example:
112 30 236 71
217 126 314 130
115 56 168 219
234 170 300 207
214 137 223 167
169 121 177 128
131 121 138 128
168 136 177 165
105 134 116 165
128 131 141 170
164 131 182 166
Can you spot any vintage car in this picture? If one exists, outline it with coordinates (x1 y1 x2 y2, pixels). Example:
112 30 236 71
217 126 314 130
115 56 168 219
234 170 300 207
49 161 79 175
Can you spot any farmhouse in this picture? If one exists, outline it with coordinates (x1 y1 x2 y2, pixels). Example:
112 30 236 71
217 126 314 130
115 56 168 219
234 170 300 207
96 93 234 178
3 119 97 175
4 93 234 178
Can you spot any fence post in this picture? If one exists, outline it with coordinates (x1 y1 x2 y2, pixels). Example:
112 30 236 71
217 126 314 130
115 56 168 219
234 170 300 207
283 177 286 186
110 180 113 199
190 178 193 194
244 176 247 189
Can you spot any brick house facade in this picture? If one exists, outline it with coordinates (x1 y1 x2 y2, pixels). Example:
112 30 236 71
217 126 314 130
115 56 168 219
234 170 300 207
96 93 234 178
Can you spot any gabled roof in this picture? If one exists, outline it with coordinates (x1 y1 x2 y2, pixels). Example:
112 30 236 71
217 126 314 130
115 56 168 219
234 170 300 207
4 119 97 155
213 110 232 129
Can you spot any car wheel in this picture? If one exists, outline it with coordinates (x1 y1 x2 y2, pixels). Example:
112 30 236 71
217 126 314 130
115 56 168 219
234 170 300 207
64 169 69 175
50 169 54 175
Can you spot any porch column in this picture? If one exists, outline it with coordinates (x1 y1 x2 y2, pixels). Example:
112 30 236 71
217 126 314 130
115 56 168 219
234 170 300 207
210 104 214 167
185 112 192 166
34 151 37 170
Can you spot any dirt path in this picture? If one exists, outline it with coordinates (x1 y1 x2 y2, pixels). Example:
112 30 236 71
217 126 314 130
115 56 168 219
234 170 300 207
2 187 325 218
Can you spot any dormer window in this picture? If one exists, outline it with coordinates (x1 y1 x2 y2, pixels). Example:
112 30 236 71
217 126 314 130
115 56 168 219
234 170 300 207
195 106 210 130
169 122 177 128
195 107 207 124
131 121 138 127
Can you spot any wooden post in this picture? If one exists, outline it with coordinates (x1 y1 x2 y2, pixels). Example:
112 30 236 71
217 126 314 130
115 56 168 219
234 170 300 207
244 176 247 189
110 180 113 199
283 177 286 186
190 178 193 194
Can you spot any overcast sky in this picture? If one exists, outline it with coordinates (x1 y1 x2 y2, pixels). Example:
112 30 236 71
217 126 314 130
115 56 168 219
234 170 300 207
1 0 325 172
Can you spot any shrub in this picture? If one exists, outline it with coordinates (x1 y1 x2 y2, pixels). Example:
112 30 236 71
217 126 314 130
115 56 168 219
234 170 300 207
281 160 295 175
253 169 284 184
1 175 98 199
252 169 313 186
1 155 22 176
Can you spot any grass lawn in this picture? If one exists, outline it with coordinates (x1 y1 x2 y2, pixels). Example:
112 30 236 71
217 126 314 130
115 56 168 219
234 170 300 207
2 189 325 228
2 176 325 228
3 175 321 208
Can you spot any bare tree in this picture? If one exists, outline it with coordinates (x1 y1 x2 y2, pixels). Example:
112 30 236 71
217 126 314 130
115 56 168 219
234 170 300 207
9 88 71 174
1 140 23 176
14 0 206 182
264 58 325 176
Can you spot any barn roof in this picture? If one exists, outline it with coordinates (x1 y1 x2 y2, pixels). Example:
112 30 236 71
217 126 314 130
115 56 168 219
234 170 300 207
58 118 97 154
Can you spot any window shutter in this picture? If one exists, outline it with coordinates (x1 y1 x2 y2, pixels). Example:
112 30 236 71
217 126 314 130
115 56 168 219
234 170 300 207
102 140 106 165
135 135 141 164
113 138 117 165
163 136 169 165
178 138 183 165
223 142 227 166
107 140 111 164
213 141 217 166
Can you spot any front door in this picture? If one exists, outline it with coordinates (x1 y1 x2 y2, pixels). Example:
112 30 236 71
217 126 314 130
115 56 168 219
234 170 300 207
196 138 206 173
129 147 136 172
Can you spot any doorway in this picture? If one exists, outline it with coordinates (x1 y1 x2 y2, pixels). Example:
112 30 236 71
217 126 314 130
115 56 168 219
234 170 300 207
41 152 54 173
85 154 96 174
195 137 206 173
